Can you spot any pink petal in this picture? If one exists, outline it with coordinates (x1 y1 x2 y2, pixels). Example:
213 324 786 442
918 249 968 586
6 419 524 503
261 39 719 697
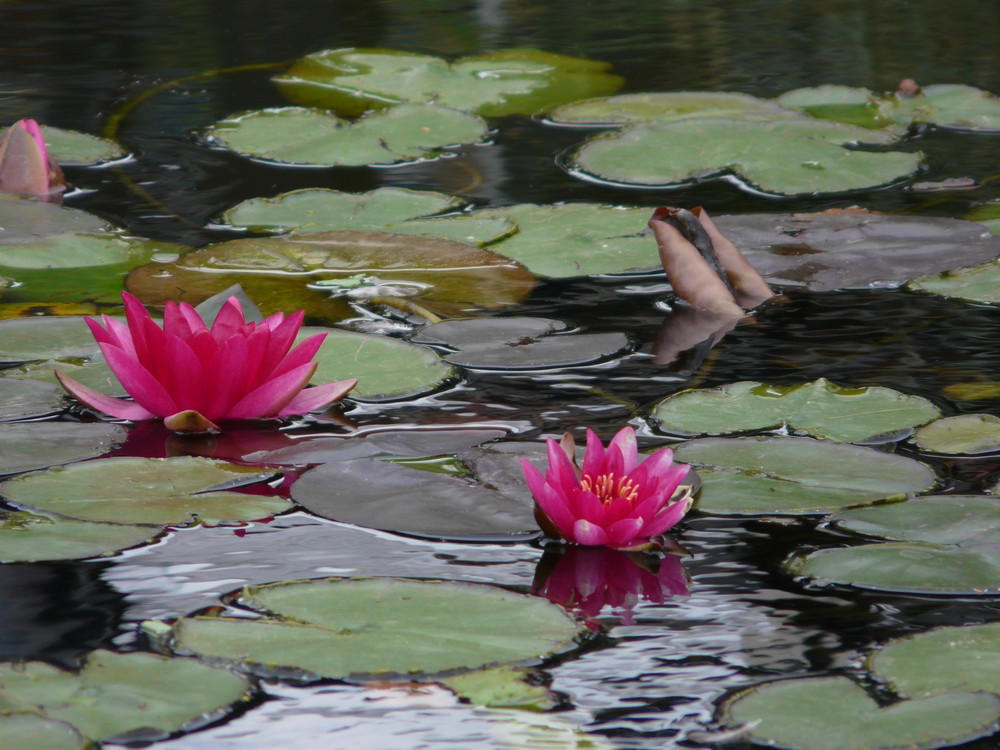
178 301 207 334
100 343 179 417
55 370 156 421
546 438 580 493
572 519 610 546
605 517 645 548
211 297 249 341
225 362 316 419
261 310 305 370
575 488 607 526
607 426 638 473
99 316 137 357
268 330 325 381
163 335 208 414
277 378 357 416
581 429 606 477
641 495 693 538
603 494 637 525
121 292 154 363
523 461 577 538
201 335 252 418
163 300 196 341
628 447 679 491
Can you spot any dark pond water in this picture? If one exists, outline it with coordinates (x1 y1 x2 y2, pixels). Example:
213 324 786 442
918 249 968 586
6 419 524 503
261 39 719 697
4 1 1000 748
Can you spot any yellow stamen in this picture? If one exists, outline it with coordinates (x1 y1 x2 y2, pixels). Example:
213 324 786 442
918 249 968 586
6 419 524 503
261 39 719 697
580 473 640 504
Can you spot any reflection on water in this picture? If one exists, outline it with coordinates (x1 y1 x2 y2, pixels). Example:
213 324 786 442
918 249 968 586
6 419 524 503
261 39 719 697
4 0 1000 747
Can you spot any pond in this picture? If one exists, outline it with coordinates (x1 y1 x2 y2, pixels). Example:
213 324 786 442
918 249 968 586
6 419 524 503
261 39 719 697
2 1 1000 748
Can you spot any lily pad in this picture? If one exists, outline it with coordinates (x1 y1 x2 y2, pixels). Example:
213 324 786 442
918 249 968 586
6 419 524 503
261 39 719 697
0 316 102 363
720 675 1000 750
207 105 487 166
568 118 920 196
304 326 452 400
0 650 250 742
912 414 1000 454
545 91 802 127
440 667 556 709
273 48 623 118
412 317 631 370
909 258 1000 304
0 358 122 395
469 203 655 277
222 188 514 247
776 85 884 129
0 509 161 562
0 713 86 750
0 196 112 243
0 234 186 304
714 210 1000 292
126 230 536 324
0 422 127 475
40 125 126 165
0 379 66 421
0 456 287 526
652 379 939 443
169 577 582 679
870 623 1000 698
787 495 1000 595
673 436 936 515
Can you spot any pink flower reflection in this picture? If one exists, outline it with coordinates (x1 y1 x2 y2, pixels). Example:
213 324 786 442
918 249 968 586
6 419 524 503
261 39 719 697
532 546 689 627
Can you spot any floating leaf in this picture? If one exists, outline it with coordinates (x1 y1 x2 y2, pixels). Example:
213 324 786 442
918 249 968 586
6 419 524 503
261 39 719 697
273 48 623 117
470 203 655 277
440 667 555 709
412 317 631 370
305 326 452 400
0 358 121 395
788 495 1000 595
0 713 86 750
0 650 250 742
222 188 514 246
0 456 286 526
715 210 1000 292
40 126 126 165
546 91 801 127
170 578 582 679
909 257 1000 304
0 234 186 304
652 379 939 443
127 230 535 324
0 422 126 475
0 196 111 243
912 414 1000 454
0 316 102 363
673 436 936 515
0 509 161 562
776 85 885 129
941 382 1000 401
208 105 487 166
568 118 920 196
0 379 66 421
870 623 1000 698
720 675 1000 750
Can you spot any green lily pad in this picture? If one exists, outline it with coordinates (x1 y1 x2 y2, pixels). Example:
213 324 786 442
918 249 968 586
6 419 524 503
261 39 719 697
673 436 936 515
652 379 939 443
0 509 161 562
126 230 536 324
208 105 488 166
0 456 287 526
941 382 1000 402
788 495 1000 595
40 126 126 165
0 316 102 363
222 188 514 246
412 317 631 370
0 357 122 395
440 667 556 709
0 422 127 475
776 85 887 129
909 258 1000 305
912 414 1000 454
546 91 802 127
169 577 581 679
0 196 112 243
273 48 623 118
720 676 1000 750
568 118 921 196
0 650 250 742
0 234 187 304
303 326 452 401
870 623 1000 698
968 199 1000 223
0 379 66 421
715 211 1000 292
469 203 655 278
0 713 86 750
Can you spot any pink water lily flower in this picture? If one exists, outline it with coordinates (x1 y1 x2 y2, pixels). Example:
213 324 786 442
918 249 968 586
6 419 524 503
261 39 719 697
522 427 693 550
56 292 356 433
0 119 66 201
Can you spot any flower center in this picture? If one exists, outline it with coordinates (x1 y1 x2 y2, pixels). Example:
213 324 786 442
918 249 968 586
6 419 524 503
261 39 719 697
580 472 640 504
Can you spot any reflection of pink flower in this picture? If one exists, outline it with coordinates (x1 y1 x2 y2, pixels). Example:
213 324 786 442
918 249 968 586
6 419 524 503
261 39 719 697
532 546 689 626
0 119 66 200
57 292 356 433
522 427 692 550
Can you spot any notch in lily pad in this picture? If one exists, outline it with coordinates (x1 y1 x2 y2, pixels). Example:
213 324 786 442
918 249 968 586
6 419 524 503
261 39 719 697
652 378 939 443
273 48 623 117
